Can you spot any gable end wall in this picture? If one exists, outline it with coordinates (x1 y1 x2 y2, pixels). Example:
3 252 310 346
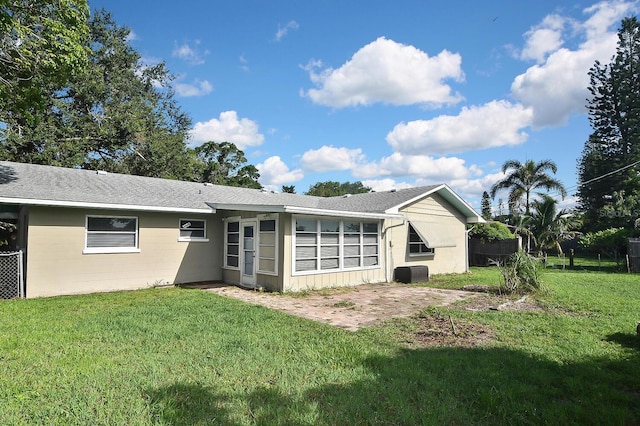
390 193 467 275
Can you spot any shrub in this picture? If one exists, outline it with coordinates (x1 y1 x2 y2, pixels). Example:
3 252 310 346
468 222 514 243
499 250 544 294
579 227 632 265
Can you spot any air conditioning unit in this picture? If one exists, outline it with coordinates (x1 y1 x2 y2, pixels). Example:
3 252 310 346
394 266 429 283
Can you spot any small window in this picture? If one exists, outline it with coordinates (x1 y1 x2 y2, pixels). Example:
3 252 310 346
259 220 276 232
408 224 435 256
85 216 139 254
179 219 207 241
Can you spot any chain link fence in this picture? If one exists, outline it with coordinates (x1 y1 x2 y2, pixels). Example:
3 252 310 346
0 251 24 299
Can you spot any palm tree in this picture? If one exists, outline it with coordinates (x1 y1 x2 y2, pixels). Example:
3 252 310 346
490 159 567 215
527 195 580 255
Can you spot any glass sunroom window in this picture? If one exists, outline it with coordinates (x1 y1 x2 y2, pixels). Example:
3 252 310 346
294 218 379 273
258 219 277 274
225 221 240 268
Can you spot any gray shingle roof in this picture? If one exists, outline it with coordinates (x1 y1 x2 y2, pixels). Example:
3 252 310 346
0 161 481 220
317 186 439 212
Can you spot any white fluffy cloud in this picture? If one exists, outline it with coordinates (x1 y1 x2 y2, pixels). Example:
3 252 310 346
353 152 474 182
303 37 464 108
126 30 137 42
299 145 365 172
448 171 507 199
175 79 213 97
275 20 299 41
257 156 304 189
386 100 533 155
361 179 414 192
189 111 265 148
519 14 567 63
511 1 635 128
172 40 209 65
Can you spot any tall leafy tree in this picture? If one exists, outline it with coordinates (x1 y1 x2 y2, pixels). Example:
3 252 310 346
305 181 371 197
527 195 580 255
0 9 194 180
281 185 296 193
0 0 90 118
193 141 261 189
578 17 640 231
480 191 492 220
490 159 567 215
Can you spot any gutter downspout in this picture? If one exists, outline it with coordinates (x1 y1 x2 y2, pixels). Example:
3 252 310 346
465 224 476 273
382 219 407 283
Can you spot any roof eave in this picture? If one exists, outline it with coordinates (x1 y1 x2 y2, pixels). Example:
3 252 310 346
207 203 287 213
0 197 216 214
209 203 403 219
284 205 403 220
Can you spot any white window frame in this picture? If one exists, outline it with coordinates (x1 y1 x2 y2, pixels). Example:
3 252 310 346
292 216 381 276
408 224 435 257
223 216 241 270
257 214 278 275
178 218 209 242
83 215 140 254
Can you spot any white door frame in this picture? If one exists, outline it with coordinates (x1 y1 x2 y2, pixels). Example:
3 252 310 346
240 219 257 288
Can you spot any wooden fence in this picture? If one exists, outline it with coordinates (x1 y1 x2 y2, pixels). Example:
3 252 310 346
629 238 640 273
469 238 521 266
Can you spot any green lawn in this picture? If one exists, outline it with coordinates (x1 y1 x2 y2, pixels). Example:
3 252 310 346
1 266 639 424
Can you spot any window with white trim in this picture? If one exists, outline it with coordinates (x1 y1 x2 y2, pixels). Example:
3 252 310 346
179 219 207 241
225 220 240 268
258 219 277 274
408 224 435 256
85 216 138 253
294 218 379 273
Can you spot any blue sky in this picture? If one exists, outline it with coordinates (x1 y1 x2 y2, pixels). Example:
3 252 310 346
89 0 638 212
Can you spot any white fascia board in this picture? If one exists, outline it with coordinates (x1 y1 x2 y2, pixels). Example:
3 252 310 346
208 203 402 219
467 216 486 223
437 186 485 222
0 197 215 214
284 205 402 220
207 203 287 213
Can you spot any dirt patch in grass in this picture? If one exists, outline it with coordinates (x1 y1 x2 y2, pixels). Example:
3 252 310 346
403 311 494 348
190 282 547 345
196 282 478 331
456 293 545 313
400 291 548 349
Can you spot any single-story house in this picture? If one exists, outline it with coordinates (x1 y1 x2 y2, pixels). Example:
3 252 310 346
0 161 483 298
